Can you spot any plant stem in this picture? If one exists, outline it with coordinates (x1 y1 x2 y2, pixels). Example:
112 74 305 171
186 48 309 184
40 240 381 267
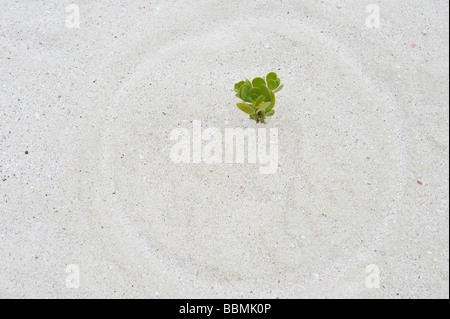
258 111 266 124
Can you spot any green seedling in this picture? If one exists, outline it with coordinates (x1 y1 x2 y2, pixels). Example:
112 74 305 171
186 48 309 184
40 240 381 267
234 72 284 123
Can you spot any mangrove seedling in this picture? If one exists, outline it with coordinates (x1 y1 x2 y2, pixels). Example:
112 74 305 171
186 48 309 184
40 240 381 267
234 72 284 123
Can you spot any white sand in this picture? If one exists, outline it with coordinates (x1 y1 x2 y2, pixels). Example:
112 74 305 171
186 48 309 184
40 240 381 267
0 0 448 299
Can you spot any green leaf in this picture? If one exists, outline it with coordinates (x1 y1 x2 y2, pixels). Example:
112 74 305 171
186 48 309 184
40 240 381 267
265 110 275 117
237 103 256 115
244 79 252 88
252 77 266 88
234 81 245 93
250 114 259 120
249 87 262 96
257 102 271 113
265 91 276 113
266 72 278 83
273 84 284 94
258 84 272 102
267 79 277 90
240 85 252 102
254 95 264 106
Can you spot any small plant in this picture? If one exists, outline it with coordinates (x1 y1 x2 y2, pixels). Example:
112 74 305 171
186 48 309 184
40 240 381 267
234 72 284 123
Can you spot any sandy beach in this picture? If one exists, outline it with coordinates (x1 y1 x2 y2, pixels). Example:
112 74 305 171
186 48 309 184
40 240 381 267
0 0 448 298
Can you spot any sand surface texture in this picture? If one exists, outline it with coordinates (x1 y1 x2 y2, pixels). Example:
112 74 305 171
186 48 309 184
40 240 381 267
0 0 449 298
